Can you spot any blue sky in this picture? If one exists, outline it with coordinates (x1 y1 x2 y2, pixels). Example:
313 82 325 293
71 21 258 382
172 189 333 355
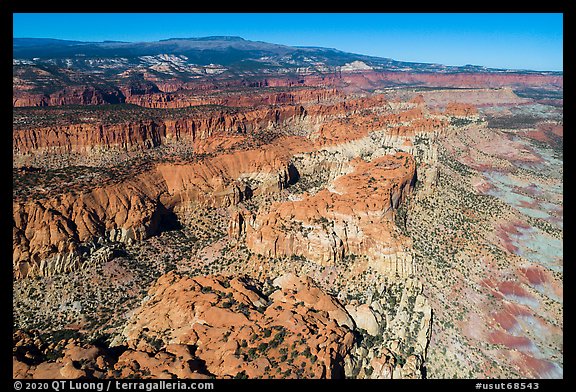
13 13 563 71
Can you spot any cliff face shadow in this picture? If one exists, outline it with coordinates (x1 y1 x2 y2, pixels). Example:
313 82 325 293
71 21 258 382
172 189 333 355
151 201 182 234
411 168 418 188
287 162 300 185
243 185 253 200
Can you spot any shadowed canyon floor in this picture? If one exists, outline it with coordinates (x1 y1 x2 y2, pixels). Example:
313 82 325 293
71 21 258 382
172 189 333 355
13 67 562 378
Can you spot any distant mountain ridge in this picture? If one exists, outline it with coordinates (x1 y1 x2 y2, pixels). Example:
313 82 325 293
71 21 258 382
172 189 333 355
13 36 561 74
12 36 563 108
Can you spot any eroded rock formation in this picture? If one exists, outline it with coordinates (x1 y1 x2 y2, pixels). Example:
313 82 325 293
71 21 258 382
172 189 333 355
14 91 445 278
246 153 417 276
14 272 432 379
13 144 301 278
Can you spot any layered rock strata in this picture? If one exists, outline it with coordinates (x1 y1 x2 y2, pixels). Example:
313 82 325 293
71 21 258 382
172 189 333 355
13 93 448 168
13 91 463 279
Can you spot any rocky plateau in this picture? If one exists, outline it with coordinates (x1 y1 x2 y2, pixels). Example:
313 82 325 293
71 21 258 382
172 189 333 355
13 36 562 380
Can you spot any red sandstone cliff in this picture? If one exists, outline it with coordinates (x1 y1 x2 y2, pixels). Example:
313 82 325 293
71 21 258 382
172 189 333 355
125 88 343 109
12 91 454 279
13 85 125 107
14 69 560 108
13 94 393 163
13 144 301 278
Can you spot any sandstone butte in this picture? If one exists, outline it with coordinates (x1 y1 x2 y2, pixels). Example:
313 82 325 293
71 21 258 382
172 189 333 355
13 89 474 279
245 152 416 275
14 272 428 379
